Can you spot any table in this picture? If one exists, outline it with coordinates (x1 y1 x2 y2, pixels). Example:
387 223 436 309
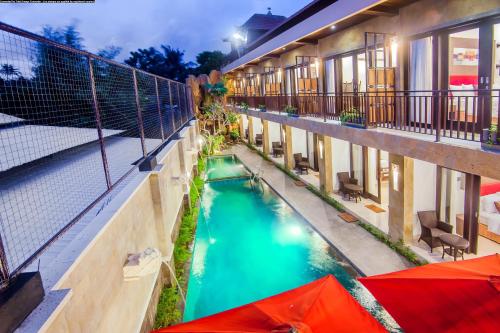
439 233 470 261
344 183 363 203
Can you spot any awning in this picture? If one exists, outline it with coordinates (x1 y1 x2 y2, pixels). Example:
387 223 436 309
153 275 387 333
359 254 500 333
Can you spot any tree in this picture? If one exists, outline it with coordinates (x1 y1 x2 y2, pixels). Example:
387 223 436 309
125 45 189 81
42 24 84 49
97 45 122 60
0 64 21 79
194 51 225 75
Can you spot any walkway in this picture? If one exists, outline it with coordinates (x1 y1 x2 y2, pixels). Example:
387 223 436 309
227 144 413 276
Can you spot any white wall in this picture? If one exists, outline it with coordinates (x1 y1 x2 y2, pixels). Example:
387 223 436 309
252 117 262 137
291 127 307 156
413 159 437 237
268 121 281 145
242 115 248 139
331 138 351 190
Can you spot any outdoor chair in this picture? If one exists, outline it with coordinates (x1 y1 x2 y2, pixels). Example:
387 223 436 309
255 134 263 146
337 172 358 198
293 153 310 174
417 210 453 252
272 142 283 157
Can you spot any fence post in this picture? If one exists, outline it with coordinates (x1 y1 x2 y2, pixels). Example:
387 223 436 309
0 233 10 287
88 56 112 189
154 77 165 141
434 91 441 142
168 80 176 131
132 69 147 157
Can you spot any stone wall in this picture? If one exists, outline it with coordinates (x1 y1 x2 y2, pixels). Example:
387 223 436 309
19 123 200 333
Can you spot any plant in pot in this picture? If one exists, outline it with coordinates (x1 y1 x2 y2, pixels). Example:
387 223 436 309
283 105 299 118
340 107 365 128
239 102 249 112
258 104 267 112
482 124 499 152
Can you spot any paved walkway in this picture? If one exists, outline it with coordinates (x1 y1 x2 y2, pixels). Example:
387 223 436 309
227 144 413 276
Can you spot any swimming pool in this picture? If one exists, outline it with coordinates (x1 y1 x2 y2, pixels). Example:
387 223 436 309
184 155 398 330
205 155 251 181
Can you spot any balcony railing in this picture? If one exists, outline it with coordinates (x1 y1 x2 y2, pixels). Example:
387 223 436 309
228 90 500 143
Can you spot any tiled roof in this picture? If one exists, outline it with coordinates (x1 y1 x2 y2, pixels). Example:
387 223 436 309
241 13 286 31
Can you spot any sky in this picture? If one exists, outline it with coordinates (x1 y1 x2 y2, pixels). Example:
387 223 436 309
0 0 311 63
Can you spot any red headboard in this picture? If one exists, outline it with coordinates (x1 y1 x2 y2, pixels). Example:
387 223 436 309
449 75 478 86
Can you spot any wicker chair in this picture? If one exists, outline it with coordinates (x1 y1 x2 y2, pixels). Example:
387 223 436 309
417 210 453 252
255 134 263 146
337 172 358 198
293 153 310 174
272 142 283 157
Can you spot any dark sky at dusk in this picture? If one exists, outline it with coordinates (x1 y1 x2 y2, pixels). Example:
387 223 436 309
0 0 311 63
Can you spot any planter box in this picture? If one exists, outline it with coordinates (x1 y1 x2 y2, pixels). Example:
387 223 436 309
481 142 500 153
342 122 366 129
288 114 300 118
259 108 267 112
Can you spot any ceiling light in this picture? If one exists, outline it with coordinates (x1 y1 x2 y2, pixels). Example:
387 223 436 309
330 25 336 30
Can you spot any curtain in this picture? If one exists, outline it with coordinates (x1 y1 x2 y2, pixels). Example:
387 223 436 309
410 37 433 124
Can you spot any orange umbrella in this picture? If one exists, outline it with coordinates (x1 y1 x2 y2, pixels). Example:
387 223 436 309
359 254 500 333
153 275 387 333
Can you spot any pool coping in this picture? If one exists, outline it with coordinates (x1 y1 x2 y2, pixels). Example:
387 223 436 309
205 154 366 278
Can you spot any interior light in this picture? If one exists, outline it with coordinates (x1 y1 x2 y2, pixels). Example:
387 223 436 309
282 47 286 50
330 25 337 30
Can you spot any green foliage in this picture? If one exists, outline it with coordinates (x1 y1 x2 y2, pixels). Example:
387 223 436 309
229 129 240 141
203 134 225 155
283 105 297 115
258 104 266 111
205 82 228 98
357 222 427 266
340 107 362 123
226 112 239 124
97 45 122 60
239 102 249 111
194 51 226 75
154 157 206 328
488 124 499 144
42 24 84 49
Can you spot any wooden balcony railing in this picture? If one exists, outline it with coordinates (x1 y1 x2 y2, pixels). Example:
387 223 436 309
228 90 500 143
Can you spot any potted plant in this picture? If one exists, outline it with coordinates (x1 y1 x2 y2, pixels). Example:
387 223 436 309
239 102 249 112
481 124 500 152
283 105 299 118
340 108 365 129
258 104 267 112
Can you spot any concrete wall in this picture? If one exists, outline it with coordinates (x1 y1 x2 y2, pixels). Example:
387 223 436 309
412 159 437 237
331 138 351 191
291 127 308 156
268 121 281 145
19 124 200 333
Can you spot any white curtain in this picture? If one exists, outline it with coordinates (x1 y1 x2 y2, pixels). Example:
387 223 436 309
325 59 335 94
410 37 433 123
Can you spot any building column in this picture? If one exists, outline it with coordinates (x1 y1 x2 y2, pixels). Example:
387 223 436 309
388 153 414 243
463 173 480 254
318 135 333 194
262 119 270 155
283 125 294 170
238 115 244 141
247 116 254 144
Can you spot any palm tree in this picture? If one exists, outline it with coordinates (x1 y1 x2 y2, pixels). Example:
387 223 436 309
0 64 21 79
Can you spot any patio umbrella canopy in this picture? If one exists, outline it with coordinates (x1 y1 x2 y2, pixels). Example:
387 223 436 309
153 275 387 333
359 254 500 333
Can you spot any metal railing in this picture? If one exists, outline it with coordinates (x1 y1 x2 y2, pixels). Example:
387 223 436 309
229 90 500 142
0 22 194 286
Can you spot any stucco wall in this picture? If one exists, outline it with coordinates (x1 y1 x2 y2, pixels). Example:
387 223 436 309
23 124 199 333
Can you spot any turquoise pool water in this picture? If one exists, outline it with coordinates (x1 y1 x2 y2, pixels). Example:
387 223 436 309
184 156 398 330
205 155 250 181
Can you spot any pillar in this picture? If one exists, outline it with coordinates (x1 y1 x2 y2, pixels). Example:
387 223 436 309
239 115 244 141
388 153 414 243
247 116 254 144
283 125 294 170
262 119 270 155
463 173 480 254
318 135 333 194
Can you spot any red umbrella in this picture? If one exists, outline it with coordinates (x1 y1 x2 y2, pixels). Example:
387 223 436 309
153 275 387 333
359 253 500 333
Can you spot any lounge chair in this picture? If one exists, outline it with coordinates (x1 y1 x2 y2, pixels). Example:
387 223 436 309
417 210 453 252
255 134 263 146
293 153 310 174
337 172 358 198
272 142 283 157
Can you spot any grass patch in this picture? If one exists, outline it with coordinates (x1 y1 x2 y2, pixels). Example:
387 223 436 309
154 156 206 329
244 142 426 267
357 221 428 266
